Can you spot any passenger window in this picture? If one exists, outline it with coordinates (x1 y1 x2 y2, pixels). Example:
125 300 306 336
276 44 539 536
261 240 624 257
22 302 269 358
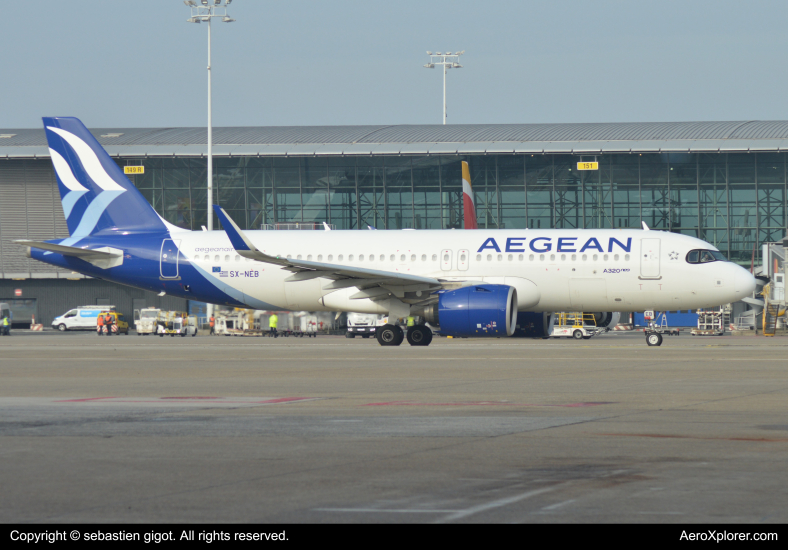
476 254 482 261
487 254 492 261
308 255 313 261
328 255 333 261
518 254 524 261
614 254 619 261
540 254 545 261
508 254 513 261
550 254 555 261
432 254 437 261
401 254 406 262
204 255 209 261
560 254 566 261
381 255 385 261
318 255 323 261
603 254 608 261
338 255 343 261
349 255 354 261
214 255 220 262
390 254 395 262
582 254 587 261
225 255 230 262
571 254 577 261
297 255 302 260
529 254 534 261
422 254 427 261
235 255 240 262
625 254 630 261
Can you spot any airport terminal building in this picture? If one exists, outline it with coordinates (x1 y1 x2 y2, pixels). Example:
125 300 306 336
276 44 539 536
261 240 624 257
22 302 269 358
1 121 786 324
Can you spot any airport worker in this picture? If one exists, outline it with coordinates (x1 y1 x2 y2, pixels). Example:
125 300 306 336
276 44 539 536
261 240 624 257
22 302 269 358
209 314 215 335
105 313 114 335
96 312 104 336
2 315 9 336
269 313 278 338
406 316 415 327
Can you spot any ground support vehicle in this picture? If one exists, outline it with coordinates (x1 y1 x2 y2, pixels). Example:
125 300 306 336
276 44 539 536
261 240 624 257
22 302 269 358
54 306 114 332
551 312 605 340
157 314 197 337
346 313 384 339
134 308 162 335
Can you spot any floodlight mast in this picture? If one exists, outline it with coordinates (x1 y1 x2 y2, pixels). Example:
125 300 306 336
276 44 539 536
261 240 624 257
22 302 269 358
185 0 235 322
423 51 464 124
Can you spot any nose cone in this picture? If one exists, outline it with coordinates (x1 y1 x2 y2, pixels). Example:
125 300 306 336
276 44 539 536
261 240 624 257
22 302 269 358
734 265 757 299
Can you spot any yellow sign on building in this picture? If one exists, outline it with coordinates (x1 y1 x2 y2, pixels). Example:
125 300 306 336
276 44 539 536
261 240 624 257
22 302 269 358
124 166 145 175
577 162 598 171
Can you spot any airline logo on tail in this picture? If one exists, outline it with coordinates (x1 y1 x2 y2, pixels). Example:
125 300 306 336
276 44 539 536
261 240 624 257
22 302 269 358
43 117 167 239
462 161 477 229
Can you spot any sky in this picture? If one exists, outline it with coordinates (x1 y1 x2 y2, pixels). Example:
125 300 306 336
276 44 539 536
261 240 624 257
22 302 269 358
3 0 788 129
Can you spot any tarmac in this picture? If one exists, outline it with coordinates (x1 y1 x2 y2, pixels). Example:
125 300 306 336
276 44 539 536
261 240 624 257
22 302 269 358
1 330 787 523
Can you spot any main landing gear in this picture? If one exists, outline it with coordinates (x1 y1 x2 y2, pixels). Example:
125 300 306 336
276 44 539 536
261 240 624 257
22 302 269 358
375 324 433 346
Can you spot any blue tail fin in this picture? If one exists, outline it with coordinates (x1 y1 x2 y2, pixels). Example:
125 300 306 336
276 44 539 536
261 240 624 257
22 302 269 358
43 117 167 237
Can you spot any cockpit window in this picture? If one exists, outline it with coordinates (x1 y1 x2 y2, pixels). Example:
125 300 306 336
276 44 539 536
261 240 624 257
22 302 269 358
686 249 727 264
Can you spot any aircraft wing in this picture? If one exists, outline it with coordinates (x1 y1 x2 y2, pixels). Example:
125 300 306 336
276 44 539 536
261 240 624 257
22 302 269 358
214 206 443 300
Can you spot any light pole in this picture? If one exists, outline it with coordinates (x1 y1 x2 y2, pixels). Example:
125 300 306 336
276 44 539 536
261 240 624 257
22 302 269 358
185 0 235 325
423 51 464 124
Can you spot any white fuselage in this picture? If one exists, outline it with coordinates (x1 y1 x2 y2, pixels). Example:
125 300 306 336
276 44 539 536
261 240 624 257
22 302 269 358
176 228 755 314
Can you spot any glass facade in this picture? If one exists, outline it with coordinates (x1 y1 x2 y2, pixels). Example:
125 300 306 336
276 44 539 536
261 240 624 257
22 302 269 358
120 152 788 265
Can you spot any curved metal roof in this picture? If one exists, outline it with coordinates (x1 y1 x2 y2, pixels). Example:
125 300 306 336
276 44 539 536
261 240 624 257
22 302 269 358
6 121 788 157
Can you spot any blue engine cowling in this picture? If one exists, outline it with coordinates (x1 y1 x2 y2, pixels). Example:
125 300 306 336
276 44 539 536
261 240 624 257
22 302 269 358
434 284 518 337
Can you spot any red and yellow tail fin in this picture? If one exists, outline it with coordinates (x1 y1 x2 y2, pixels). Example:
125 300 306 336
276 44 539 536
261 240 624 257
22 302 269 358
462 161 477 229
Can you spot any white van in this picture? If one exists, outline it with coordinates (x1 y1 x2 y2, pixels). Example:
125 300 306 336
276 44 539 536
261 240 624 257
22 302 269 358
52 306 115 331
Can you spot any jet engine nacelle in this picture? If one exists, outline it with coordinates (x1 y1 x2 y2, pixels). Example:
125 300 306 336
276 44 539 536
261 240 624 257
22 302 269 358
421 284 518 337
514 312 555 338
587 311 621 328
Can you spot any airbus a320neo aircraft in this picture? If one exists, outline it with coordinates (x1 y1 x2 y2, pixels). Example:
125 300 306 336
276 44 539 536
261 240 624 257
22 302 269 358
17 117 756 347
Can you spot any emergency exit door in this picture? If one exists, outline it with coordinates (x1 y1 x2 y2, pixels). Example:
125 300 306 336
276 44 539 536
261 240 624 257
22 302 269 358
160 239 181 279
640 238 661 278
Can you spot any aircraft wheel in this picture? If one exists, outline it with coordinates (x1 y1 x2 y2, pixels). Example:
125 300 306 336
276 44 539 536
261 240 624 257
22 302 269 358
646 332 663 347
376 324 403 346
573 330 584 340
407 326 433 346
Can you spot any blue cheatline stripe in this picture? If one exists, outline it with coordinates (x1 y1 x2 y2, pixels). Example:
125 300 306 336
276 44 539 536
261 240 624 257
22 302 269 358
189 261 282 310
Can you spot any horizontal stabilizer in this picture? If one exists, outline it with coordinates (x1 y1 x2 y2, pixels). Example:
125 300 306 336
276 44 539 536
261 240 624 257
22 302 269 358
15 240 123 269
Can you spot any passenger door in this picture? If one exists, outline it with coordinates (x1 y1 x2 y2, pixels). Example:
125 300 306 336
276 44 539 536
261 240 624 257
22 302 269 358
640 238 661 278
160 239 181 279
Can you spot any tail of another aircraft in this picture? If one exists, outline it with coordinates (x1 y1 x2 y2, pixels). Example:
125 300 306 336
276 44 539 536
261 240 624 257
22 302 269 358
462 161 478 229
43 117 167 237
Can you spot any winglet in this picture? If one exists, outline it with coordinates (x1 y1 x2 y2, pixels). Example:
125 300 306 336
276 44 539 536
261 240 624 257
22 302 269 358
214 205 256 252
641 221 650 231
